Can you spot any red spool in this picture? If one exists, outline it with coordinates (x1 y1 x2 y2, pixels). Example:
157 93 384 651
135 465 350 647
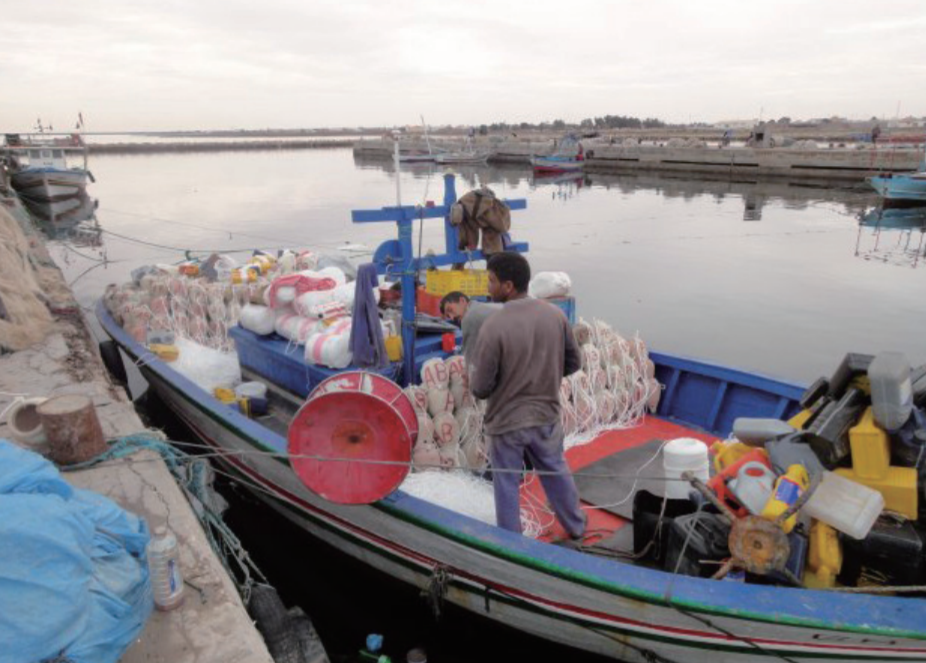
289 372 418 504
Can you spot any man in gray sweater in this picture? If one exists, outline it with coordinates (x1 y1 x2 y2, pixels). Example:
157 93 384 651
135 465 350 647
470 252 586 542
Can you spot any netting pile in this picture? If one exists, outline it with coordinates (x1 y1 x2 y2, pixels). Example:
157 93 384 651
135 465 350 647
561 319 661 449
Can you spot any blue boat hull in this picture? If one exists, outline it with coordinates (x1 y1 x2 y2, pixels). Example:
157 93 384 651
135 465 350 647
868 173 926 203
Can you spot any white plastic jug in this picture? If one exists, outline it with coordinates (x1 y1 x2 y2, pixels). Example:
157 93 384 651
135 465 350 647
662 438 709 499
728 461 775 515
804 471 884 540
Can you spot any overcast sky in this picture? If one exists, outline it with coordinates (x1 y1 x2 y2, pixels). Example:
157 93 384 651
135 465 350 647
2 0 924 132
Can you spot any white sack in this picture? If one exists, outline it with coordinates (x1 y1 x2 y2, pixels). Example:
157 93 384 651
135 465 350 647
529 271 572 299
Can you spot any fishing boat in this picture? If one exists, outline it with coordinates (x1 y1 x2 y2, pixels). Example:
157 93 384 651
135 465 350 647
434 136 490 165
97 176 926 663
3 134 92 202
398 116 445 163
531 134 586 173
868 146 926 204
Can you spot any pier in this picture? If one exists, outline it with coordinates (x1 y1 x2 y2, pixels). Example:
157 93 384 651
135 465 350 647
0 194 275 663
352 137 923 182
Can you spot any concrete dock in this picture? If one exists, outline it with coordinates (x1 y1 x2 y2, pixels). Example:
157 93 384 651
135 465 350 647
352 136 923 182
0 193 274 663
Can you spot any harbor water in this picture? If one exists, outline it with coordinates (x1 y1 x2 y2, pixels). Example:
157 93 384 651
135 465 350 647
47 145 926 662
58 146 926 383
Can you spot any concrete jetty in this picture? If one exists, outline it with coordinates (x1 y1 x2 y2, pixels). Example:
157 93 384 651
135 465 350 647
0 193 274 663
352 136 922 182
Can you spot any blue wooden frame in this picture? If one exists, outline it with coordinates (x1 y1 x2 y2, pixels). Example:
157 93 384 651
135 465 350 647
351 173 527 383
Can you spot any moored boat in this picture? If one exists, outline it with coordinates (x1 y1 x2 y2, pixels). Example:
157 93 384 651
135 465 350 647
96 175 926 662
3 134 92 202
868 146 926 204
532 134 586 173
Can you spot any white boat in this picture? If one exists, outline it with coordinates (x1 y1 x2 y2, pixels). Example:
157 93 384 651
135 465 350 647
435 151 489 165
4 135 92 201
435 136 490 164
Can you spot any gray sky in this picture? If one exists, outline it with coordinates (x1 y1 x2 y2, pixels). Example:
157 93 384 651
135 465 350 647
3 0 924 131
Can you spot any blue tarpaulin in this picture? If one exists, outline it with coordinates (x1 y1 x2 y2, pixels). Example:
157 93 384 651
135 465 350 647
0 440 153 663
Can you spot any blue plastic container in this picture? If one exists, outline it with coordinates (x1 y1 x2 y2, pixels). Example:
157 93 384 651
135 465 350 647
548 296 576 324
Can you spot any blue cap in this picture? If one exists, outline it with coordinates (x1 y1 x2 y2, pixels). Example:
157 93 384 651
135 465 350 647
366 634 384 653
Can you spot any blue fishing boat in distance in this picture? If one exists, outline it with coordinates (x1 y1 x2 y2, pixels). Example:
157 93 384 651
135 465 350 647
868 146 926 204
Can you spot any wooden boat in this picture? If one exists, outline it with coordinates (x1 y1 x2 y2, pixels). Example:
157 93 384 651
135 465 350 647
531 154 584 173
3 135 91 202
868 147 926 204
868 172 926 204
434 136 489 165
434 151 489 165
97 175 926 661
532 134 586 173
97 300 926 662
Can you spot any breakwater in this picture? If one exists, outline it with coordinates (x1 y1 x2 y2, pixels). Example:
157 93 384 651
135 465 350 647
353 138 923 182
89 138 351 155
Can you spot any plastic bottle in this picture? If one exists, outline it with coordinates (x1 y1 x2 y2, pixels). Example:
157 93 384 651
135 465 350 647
760 464 809 533
869 351 913 431
148 526 185 611
728 461 776 515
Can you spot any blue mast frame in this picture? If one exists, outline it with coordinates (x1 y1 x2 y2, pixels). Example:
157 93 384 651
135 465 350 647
351 173 528 383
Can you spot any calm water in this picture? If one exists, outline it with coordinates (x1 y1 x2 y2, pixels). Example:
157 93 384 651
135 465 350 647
47 147 926 662
56 147 925 384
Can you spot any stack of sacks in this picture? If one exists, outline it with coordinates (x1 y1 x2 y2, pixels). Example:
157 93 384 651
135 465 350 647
406 356 486 472
561 318 662 443
242 267 349 345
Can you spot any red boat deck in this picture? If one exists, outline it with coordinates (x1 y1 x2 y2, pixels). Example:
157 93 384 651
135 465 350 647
523 417 716 545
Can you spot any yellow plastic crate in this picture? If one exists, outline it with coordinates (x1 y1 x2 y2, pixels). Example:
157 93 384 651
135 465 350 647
424 269 489 297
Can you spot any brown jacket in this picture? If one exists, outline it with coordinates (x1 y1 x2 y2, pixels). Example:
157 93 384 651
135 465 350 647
450 188 510 255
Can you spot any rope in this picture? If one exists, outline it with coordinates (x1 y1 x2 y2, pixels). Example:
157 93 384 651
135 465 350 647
66 433 268 602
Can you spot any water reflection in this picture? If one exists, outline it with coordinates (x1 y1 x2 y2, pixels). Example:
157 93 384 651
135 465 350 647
531 171 587 201
856 206 926 268
353 152 873 223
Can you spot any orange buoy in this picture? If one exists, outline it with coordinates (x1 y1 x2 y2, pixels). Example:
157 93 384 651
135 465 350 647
289 372 418 504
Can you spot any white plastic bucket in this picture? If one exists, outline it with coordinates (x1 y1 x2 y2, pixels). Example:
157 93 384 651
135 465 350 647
663 437 709 499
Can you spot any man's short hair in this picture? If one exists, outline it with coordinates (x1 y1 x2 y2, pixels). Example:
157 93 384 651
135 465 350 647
487 252 531 293
439 291 469 315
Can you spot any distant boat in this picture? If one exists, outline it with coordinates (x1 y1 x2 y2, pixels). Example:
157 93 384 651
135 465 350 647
398 115 444 163
398 151 439 163
531 134 585 173
4 134 92 201
867 146 926 204
434 137 489 165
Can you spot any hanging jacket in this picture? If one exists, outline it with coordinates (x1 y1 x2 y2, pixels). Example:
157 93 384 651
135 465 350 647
450 187 511 256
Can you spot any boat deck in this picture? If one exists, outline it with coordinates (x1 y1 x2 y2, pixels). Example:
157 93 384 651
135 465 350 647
526 419 714 547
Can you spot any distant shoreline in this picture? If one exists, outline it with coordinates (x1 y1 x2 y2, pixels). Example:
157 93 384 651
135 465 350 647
87 139 353 154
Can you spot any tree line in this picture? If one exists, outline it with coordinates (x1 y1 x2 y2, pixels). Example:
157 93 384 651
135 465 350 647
474 115 669 134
